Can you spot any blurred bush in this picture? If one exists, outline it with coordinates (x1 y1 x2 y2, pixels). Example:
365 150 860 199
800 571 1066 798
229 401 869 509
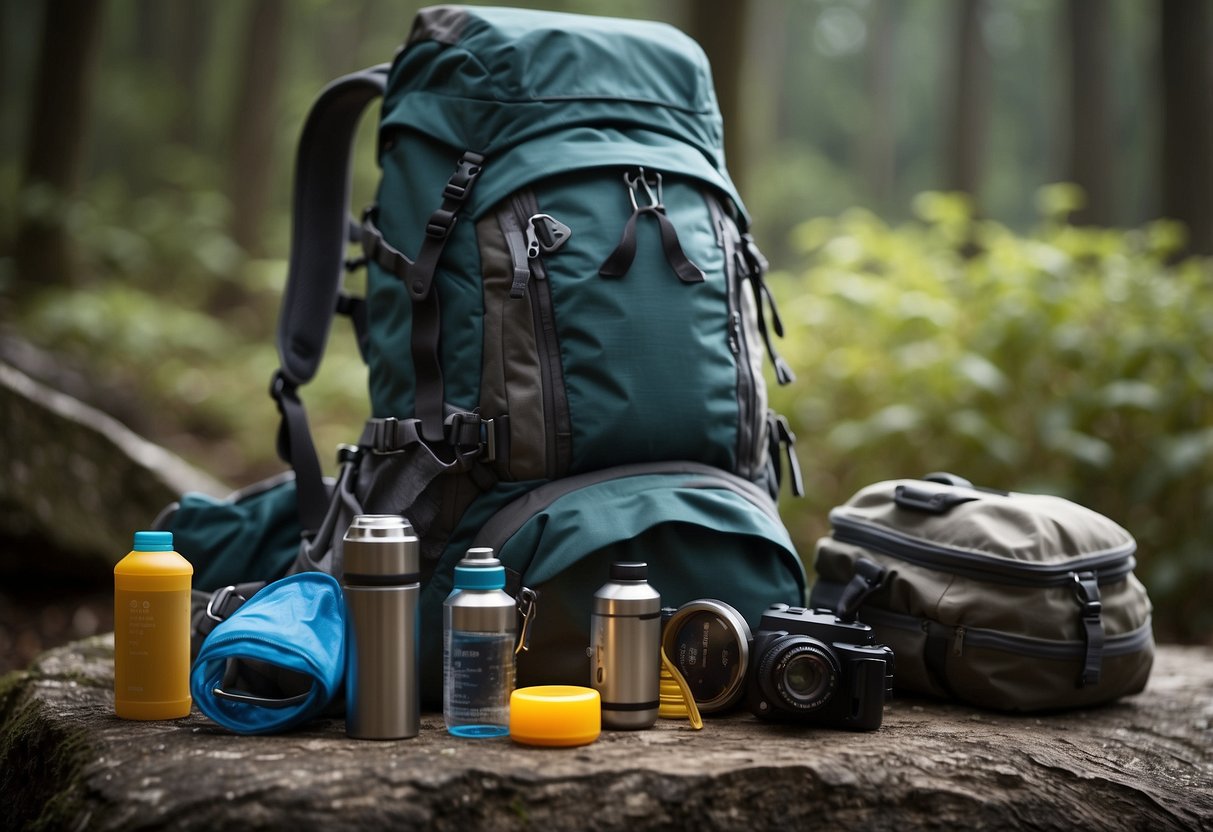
770 187 1213 643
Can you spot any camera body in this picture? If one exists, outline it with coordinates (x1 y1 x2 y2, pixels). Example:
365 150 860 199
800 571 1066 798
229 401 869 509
745 603 894 731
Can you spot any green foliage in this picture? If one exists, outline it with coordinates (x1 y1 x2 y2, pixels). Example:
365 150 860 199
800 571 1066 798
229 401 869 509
770 188 1213 642
14 258 367 487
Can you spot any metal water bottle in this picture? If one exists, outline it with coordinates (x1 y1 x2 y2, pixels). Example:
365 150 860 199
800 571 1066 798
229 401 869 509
589 562 661 729
444 547 516 738
342 514 420 740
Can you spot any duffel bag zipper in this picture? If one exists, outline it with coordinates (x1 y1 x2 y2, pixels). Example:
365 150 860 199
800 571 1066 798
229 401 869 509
829 512 1137 588
859 606 1153 661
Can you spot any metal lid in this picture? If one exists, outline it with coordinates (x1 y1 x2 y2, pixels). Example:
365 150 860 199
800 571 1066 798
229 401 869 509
342 515 418 578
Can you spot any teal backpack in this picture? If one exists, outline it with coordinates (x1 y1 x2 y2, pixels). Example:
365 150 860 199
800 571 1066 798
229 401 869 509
162 5 806 707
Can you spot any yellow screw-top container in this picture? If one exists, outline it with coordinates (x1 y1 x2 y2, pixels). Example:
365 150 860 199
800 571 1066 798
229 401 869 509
114 531 193 720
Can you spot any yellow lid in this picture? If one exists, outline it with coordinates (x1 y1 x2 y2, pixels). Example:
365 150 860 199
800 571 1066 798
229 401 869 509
509 686 601 747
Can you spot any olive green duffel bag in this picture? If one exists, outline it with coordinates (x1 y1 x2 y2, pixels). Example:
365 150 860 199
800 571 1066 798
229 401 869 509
809 473 1154 711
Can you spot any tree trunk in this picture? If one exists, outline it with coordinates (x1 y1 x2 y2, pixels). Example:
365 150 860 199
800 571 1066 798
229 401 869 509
1159 0 1213 255
13 0 108 293
169 0 212 149
739 0 788 173
685 0 752 199
1065 0 1115 226
863 1 899 214
226 0 286 257
943 0 989 203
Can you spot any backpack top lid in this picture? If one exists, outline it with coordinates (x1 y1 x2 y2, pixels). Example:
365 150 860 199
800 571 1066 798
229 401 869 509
383 5 747 222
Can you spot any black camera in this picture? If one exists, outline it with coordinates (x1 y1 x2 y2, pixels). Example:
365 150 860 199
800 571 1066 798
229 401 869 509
745 603 893 731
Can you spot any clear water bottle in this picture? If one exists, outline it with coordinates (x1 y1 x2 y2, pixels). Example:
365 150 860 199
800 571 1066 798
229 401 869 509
443 547 516 738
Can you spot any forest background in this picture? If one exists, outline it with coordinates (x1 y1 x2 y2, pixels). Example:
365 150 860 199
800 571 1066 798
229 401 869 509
2 0 1211 653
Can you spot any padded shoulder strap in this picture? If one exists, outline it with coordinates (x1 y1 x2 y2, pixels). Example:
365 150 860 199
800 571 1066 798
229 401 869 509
271 65 387 534
277 64 388 386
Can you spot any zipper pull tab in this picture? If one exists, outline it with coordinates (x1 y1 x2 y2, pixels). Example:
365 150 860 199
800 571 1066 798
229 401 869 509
507 225 532 299
952 626 966 657
727 310 742 355
773 414 805 497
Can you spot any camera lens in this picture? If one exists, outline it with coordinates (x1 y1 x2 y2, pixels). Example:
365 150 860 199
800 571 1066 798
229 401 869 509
783 652 831 703
758 638 839 712
661 600 752 714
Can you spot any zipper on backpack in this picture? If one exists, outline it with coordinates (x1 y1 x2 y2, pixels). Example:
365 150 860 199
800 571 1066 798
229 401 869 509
507 191 572 477
829 512 1138 588
708 195 761 480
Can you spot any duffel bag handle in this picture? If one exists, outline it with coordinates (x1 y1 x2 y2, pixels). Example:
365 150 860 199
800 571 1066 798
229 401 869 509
894 472 980 515
921 471 973 488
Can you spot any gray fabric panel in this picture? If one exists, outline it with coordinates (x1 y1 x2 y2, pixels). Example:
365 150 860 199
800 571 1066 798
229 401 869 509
477 208 548 481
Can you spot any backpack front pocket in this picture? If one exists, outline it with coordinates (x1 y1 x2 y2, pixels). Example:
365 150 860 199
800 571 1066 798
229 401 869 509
469 462 806 687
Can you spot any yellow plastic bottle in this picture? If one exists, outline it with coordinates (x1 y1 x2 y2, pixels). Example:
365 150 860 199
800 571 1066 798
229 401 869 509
114 530 193 719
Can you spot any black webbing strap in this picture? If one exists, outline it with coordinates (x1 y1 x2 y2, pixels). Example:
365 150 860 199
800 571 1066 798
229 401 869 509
360 413 492 461
361 207 412 279
335 293 369 362
410 152 484 441
599 169 704 283
769 413 805 497
358 153 484 443
599 208 705 283
834 557 887 621
270 371 329 532
408 152 484 301
1073 571 1105 687
411 291 446 443
272 64 387 534
741 234 795 385
923 626 958 699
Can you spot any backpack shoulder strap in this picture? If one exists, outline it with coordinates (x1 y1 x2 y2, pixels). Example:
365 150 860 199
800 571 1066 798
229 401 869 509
270 65 387 534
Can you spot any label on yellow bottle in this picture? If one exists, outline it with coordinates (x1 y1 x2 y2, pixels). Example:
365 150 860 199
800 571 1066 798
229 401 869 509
114 588 191 711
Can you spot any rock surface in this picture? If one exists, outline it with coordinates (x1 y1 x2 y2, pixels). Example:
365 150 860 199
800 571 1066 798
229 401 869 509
2 637 1211 831
0 359 228 572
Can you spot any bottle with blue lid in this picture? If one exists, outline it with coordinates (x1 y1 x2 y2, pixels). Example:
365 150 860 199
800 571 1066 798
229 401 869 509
443 547 516 737
114 530 193 720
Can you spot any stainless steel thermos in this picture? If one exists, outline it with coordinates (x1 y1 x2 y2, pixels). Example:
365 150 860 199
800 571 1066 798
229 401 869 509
342 514 420 740
589 561 661 729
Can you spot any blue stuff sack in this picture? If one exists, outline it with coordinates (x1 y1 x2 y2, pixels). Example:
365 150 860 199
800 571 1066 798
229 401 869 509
191 572 345 735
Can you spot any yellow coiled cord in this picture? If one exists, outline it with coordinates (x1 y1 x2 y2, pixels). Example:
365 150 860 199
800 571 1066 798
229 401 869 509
658 645 703 730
